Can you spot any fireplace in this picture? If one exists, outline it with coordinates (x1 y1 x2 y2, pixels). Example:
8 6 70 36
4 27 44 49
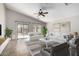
0 24 2 35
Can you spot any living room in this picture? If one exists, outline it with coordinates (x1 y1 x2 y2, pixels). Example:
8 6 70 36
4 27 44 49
0 3 79 56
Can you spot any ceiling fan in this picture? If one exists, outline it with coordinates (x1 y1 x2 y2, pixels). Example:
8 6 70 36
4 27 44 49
35 8 48 17
64 3 72 6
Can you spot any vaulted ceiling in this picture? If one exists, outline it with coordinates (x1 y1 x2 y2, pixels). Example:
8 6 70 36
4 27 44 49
5 3 79 23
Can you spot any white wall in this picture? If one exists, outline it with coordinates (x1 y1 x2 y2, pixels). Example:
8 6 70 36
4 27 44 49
0 4 5 37
47 15 79 33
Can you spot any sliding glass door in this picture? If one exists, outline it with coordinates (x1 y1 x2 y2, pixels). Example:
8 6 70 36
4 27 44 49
17 22 42 39
32 24 42 33
17 24 29 39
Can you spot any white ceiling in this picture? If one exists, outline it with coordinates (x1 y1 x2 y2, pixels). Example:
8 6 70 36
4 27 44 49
5 3 79 23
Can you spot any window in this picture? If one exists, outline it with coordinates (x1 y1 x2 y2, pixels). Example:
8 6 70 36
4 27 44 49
53 22 71 33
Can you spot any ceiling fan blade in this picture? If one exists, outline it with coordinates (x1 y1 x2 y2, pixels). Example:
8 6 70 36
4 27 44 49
64 3 71 6
41 14 45 17
43 12 48 14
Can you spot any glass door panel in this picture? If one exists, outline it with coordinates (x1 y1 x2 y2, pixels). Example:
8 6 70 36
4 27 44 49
17 24 29 39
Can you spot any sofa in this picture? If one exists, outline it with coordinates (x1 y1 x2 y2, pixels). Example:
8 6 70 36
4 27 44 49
46 32 69 43
51 42 70 56
26 32 44 56
27 32 44 41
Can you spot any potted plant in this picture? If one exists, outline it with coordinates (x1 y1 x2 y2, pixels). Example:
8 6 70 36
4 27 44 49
5 27 13 38
41 26 47 37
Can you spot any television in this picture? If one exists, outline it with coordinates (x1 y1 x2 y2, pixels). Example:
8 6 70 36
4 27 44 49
0 25 2 35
